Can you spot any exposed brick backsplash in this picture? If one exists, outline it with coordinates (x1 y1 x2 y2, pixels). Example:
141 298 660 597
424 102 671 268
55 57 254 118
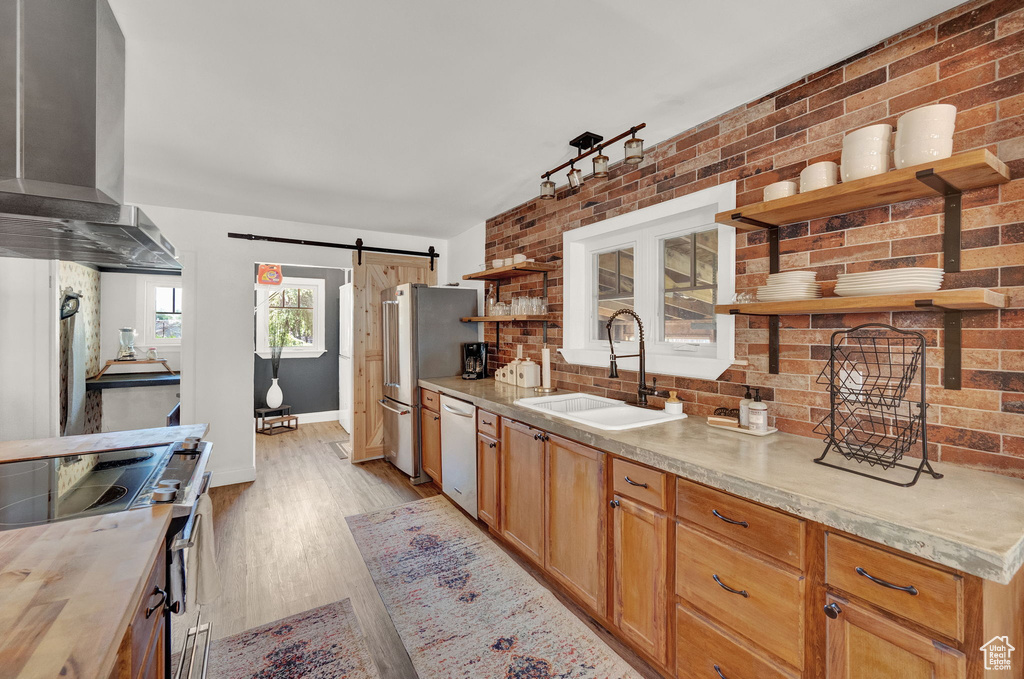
484 0 1024 478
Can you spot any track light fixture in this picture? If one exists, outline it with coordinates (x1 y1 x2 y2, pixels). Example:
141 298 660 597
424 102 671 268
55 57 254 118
538 122 646 200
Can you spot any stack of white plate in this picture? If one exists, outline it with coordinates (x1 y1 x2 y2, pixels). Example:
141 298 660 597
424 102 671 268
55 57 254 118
835 268 944 296
757 271 822 301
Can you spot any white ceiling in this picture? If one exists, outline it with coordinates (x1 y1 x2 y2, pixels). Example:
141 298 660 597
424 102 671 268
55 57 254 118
109 0 962 238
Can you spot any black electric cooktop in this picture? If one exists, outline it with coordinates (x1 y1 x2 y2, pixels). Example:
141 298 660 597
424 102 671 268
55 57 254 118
0 445 170 531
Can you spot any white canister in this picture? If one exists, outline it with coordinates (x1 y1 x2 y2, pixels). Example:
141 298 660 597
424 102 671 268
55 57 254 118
799 161 839 192
894 104 957 169
763 180 798 202
503 257 514 267
517 359 541 388
513 253 527 264
841 124 893 181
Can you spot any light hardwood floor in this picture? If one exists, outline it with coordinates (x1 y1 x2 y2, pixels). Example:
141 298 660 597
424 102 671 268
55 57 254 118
177 421 658 679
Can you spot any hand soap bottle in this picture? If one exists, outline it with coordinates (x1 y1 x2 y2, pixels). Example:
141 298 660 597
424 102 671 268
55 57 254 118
664 391 683 415
748 388 768 432
738 385 754 427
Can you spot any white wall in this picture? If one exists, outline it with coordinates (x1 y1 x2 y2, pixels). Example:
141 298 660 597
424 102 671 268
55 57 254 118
0 258 59 441
145 204 449 487
99 272 182 432
444 222 486 340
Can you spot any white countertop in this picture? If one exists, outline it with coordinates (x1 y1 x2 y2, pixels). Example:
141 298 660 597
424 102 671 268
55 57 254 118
421 376 1024 584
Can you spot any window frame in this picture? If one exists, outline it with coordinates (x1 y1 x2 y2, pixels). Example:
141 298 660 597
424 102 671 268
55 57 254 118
561 182 736 380
142 278 183 347
254 276 327 359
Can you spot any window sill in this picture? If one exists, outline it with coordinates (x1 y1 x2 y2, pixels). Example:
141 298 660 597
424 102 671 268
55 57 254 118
255 348 327 360
557 347 735 380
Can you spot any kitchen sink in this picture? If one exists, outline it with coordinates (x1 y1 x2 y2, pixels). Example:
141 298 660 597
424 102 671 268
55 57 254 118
514 393 686 431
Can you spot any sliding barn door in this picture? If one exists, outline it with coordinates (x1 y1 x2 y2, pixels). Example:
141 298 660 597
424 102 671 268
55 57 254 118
351 253 436 462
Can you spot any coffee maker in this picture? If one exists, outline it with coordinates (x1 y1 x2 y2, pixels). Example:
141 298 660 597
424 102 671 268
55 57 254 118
462 342 488 380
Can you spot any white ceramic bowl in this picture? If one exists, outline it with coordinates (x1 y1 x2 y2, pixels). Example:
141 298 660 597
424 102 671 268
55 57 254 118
800 161 839 192
492 259 504 269
513 253 527 263
764 180 798 201
841 124 892 181
893 104 957 169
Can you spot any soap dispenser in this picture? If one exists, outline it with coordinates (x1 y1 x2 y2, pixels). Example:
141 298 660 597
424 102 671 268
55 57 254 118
738 385 754 427
748 388 768 432
665 391 683 415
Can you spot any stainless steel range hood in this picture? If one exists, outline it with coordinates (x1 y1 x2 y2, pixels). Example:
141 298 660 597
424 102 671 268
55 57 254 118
0 0 179 272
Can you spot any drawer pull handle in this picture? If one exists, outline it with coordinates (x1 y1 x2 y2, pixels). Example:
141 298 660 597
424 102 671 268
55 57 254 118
855 567 919 596
624 475 648 489
712 574 749 598
713 665 728 679
712 509 748 528
146 586 168 618
482 420 493 426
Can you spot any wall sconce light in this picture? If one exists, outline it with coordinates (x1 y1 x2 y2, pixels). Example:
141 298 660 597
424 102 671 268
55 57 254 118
540 123 646 201
540 173 555 200
593 147 609 178
624 128 644 165
567 162 583 189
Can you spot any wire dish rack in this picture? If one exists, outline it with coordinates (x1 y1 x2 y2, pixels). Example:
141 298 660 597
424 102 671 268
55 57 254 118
813 323 942 487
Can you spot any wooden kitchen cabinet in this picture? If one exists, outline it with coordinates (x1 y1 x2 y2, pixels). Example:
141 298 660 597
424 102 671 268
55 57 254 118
501 419 546 566
477 432 500 529
420 407 442 483
823 594 965 679
545 435 607 617
611 493 670 666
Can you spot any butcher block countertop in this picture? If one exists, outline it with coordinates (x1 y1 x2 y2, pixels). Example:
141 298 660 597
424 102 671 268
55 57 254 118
0 423 209 464
0 506 172 678
422 376 1024 585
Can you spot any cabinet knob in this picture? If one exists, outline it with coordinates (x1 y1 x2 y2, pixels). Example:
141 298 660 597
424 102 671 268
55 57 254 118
609 499 620 508
823 602 842 619
488 441 496 448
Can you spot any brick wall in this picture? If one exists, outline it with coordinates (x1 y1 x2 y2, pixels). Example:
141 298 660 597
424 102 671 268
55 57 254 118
484 0 1024 478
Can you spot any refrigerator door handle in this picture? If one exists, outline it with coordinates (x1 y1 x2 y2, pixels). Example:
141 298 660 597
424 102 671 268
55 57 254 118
378 398 410 416
382 300 400 388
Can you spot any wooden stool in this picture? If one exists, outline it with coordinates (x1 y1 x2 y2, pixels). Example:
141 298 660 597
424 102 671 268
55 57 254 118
255 405 298 435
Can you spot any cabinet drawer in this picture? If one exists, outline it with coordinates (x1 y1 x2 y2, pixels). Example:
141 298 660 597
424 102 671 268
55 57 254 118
676 523 805 668
129 553 167 679
420 388 440 413
676 605 797 679
611 458 670 511
676 478 805 569
826 533 962 641
477 409 500 438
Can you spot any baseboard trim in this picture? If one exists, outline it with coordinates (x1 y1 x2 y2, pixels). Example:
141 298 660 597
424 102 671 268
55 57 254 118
210 466 257 487
294 410 340 424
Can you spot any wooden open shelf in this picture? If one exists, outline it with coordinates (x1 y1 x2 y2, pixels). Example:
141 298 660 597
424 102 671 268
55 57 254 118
463 261 557 281
461 314 558 323
715 149 1010 231
716 288 1005 316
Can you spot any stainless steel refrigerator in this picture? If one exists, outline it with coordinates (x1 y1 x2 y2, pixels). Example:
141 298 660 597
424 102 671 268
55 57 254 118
379 284 478 477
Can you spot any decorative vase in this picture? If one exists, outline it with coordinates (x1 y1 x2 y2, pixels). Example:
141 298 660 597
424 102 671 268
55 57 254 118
266 378 283 408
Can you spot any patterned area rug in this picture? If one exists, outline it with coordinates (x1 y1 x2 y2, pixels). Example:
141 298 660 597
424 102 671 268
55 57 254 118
347 496 641 679
196 599 381 678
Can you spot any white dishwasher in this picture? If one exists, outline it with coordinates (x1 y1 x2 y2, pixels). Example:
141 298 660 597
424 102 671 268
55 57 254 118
439 394 477 518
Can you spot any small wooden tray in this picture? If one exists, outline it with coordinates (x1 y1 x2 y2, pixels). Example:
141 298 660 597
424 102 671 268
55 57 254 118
708 422 778 437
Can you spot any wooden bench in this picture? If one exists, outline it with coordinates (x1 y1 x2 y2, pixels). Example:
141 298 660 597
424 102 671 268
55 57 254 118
256 414 298 435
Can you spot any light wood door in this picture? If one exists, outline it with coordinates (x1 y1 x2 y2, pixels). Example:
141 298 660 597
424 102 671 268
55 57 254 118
420 408 441 483
612 494 670 666
545 435 606 617
351 253 436 462
501 419 545 566
477 433 499 529
824 594 965 679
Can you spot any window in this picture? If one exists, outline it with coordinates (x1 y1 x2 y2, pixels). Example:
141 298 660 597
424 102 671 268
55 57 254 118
561 182 736 380
143 278 183 346
255 276 326 359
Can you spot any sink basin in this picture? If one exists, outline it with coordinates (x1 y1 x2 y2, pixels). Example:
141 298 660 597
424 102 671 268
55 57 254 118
514 393 687 431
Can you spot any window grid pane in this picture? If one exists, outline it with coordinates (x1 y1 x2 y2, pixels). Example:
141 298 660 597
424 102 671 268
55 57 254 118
154 287 182 339
663 229 717 345
594 247 636 341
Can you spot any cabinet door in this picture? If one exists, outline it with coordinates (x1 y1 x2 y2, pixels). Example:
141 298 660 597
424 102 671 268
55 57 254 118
545 435 606 617
477 433 500 529
420 407 441 483
501 419 545 566
137 614 166 679
824 595 965 679
612 494 670 665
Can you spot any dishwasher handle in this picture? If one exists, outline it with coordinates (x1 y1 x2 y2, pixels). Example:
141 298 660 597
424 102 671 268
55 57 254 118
441 403 474 418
